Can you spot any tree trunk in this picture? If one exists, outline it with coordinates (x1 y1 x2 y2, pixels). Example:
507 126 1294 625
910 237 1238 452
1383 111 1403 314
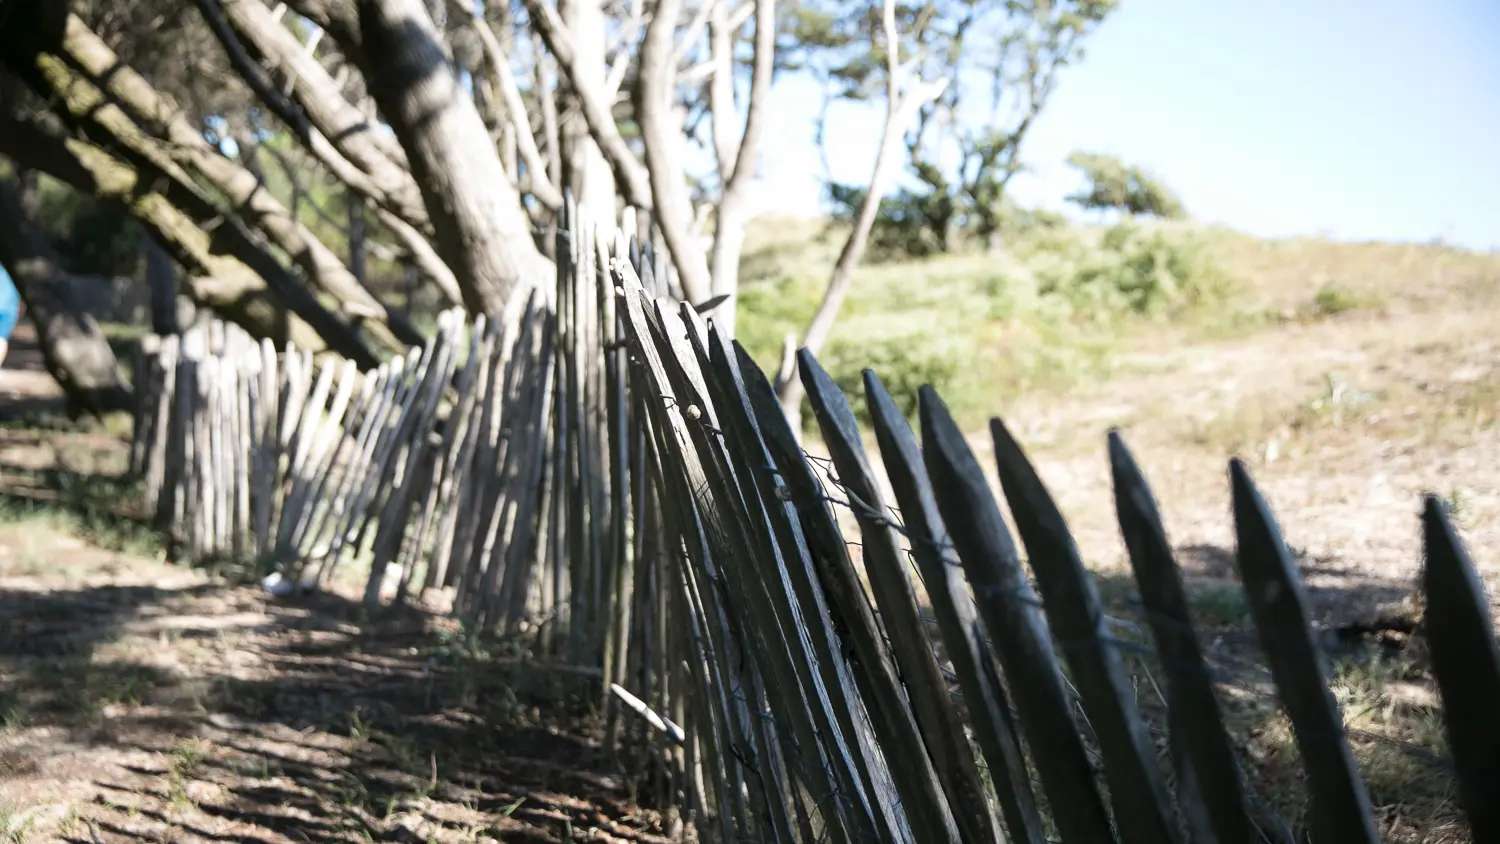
635 0 713 305
704 0 778 339
774 0 947 429
143 230 179 336
0 176 133 415
305 0 550 315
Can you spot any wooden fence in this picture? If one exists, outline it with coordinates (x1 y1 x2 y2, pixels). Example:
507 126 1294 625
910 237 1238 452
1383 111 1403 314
131 202 1500 843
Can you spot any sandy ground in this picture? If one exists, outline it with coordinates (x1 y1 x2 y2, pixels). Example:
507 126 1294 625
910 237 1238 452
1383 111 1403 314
0 527 675 844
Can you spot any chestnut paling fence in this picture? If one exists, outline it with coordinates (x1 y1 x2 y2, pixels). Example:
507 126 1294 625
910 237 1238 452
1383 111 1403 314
130 202 1500 844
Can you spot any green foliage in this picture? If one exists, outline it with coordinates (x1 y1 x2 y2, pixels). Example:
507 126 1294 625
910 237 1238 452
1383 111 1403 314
735 275 824 375
737 217 1238 427
824 182 954 259
1026 222 1233 319
32 177 143 278
1189 583 1251 627
1066 151 1187 219
802 0 1119 258
821 329 966 425
1310 283 1370 317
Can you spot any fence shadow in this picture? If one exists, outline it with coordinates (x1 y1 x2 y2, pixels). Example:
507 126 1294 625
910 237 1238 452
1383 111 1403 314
0 573 672 843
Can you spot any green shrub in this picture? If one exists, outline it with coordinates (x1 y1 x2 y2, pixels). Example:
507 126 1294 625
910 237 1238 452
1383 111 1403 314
32 177 143 277
1027 222 1233 319
734 275 824 375
1189 583 1251 626
819 329 966 426
1311 283 1364 316
734 217 1239 431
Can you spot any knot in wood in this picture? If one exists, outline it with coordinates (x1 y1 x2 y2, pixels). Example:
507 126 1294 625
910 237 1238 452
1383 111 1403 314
774 484 793 502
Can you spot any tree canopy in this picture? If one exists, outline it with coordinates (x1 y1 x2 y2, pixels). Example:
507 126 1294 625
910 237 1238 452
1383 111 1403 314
807 0 1119 255
1066 150 1186 219
0 0 1119 389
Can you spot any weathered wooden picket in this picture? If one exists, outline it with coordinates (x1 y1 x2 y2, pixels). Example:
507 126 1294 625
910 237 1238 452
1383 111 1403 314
131 202 1500 843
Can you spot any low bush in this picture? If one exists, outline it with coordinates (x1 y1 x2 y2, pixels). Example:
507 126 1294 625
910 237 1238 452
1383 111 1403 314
734 218 1238 429
819 329 968 426
1023 222 1235 320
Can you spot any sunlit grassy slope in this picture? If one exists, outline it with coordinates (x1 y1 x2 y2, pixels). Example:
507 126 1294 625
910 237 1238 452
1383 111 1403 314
735 214 1500 429
734 217 1500 843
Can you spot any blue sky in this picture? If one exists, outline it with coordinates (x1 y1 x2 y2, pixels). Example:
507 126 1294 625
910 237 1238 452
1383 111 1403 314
744 0 1500 251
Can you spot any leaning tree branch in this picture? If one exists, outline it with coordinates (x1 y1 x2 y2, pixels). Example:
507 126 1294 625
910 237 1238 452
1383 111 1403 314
211 0 427 228
58 14 421 351
0 109 369 362
195 0 429 238
249 128 460 305
372 205 464 305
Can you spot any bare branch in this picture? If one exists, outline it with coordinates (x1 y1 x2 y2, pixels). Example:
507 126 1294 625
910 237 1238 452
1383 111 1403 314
673 0 721 69
776 0 948 420
244 112 459 303
603 0 645 98
458 1 563 210
210 0 429 229
679 59 716 85
636 0 712 302
196 0 426 236
686 0 754 59
521 0 653 209
374 206 464 305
